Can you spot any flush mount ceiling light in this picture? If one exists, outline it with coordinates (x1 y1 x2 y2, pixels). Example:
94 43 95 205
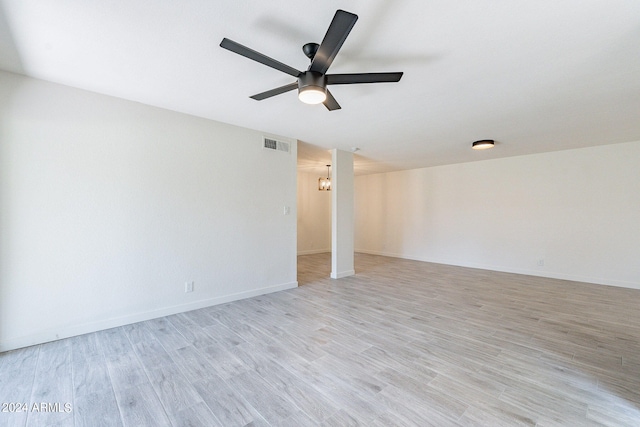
472 139 495 150
318 165 331 191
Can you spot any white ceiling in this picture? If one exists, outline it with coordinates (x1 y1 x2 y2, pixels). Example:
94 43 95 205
1 0 639 175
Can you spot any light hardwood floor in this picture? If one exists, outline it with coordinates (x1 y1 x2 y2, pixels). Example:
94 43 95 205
1 253 640 426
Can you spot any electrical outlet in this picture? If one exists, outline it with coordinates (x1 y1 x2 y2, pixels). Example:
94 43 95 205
537 259 545 267
185 281 194 293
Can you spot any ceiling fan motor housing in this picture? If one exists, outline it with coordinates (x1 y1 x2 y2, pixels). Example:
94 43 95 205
298 71 326 92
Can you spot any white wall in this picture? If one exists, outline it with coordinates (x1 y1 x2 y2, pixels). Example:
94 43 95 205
355 141 640 289
0 71 298 351
297 170 331 254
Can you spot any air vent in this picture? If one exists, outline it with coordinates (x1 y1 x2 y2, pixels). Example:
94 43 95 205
263 137 290 153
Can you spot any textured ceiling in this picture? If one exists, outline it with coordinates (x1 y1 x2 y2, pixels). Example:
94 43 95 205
1 0 639 175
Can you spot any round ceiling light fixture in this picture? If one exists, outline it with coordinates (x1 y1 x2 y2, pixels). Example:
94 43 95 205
472 139 495 150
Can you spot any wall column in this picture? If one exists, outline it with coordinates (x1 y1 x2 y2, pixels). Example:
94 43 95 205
331 149 355 279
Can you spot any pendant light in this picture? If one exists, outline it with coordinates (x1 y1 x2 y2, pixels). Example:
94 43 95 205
318 165 331 191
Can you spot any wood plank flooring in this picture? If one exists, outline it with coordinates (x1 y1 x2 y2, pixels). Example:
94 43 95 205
2 253 640 426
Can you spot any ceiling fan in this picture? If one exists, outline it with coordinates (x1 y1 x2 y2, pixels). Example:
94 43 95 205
220 9 403 111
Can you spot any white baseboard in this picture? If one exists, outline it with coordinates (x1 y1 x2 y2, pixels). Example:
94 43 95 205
355 249 639 290
331 269 356 279
297 249 331 255
0 281 298 352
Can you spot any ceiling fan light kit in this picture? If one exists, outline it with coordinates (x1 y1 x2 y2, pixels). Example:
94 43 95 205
472 139 495 150
220 10 403 111
298 72 327 104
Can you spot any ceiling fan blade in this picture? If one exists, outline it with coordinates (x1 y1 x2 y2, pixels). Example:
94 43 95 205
323 89 341 111
250 82 299 100
309 10 358 75
220 38 301 78
327 72 404 85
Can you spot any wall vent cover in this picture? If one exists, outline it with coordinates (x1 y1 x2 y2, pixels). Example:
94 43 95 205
263 137 290 153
